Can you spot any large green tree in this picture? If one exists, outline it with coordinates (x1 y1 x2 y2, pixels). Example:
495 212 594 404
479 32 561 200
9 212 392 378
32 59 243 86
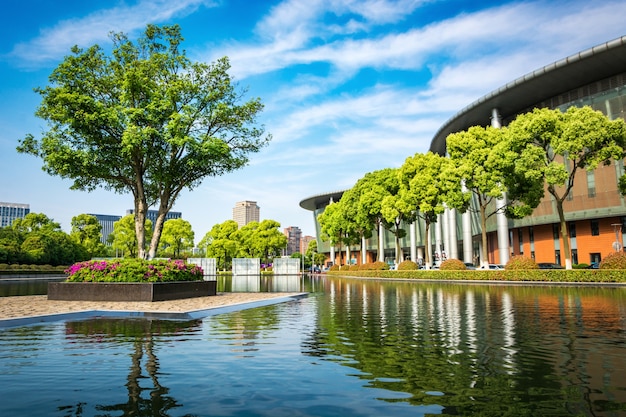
159 218 194 258
17 24 270 259
504 106 626 269
198 220 239 270
446 126 508 269
397 152 454 269
110 214 153 258
70 214 106 258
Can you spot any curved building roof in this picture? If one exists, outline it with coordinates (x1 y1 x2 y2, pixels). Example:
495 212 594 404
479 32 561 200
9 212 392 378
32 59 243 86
430 35 626 155
299 190 346 211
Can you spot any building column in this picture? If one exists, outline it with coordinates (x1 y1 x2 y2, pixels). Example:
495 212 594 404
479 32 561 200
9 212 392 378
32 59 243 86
410 221 417 262
330 246 335 266
463 210 473 263
448 208 458 260
361 235 367 264
442 209 450 261
492 107 509 266
435 215 443 264
378 223 385 262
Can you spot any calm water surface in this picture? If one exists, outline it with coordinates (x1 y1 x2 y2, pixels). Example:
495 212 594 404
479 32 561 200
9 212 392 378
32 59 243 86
1 276 625 416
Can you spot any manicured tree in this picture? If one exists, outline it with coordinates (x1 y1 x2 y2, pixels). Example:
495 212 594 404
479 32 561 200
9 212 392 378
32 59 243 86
18 24 270 259
110 214 153 258
356 168 400 262
70 214 106 258
504 106 626 269
159 218 194 258
251 219 288 265
199 220 239 270
318 200 347 265
381 178 416 265
397 152 454 269
339 184 374 263
446 126 508 269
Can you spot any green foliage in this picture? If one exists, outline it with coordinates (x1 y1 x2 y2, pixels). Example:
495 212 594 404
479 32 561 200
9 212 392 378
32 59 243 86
599 252 626 269
339 264 352 271
326 268 626 283
505 256 539 270
397 260 418 270
110 214 153 258
329 264 340 271
18 24 270 259
439 259 466 270
65 259 203 282
159 218 194 258
70 214 107 258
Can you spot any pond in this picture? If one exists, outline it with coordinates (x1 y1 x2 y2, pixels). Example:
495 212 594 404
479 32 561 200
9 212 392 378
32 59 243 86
1 276 625 416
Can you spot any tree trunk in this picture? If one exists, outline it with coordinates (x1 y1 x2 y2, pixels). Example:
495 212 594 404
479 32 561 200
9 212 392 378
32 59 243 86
556 199 572 270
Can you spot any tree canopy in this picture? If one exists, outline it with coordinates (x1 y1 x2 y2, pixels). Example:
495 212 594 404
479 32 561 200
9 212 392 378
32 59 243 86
18 24 270 259
504 106 626 269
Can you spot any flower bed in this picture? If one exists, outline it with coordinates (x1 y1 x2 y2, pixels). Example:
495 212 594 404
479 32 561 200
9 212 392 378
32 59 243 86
64 259 203 282
48 259 215 301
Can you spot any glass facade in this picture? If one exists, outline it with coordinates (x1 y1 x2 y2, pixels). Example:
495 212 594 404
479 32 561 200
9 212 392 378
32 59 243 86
0 202 30 228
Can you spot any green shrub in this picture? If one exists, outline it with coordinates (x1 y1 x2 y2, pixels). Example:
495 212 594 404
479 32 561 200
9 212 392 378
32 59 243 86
329 264 340 271
339 264 351 271
64 259 204 282
600 252 626 269
573 263 589 269
397 260 418 271
505 255 539 270
440 259 466 270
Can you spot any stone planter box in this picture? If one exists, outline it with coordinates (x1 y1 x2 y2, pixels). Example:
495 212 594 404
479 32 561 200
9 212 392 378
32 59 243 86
48 281 217 302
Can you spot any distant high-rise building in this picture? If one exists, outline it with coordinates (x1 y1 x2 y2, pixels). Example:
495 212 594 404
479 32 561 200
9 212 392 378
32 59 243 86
232 201 260 228
89 214 122 245
300 235 315 254
126 209 182 224
284 226 302 255
0 202 30 228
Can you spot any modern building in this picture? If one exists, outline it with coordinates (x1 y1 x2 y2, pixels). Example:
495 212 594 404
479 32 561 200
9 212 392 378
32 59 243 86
92 210 182 245
283 226 302 255
232 201 260 228
300 235 315 254
89 214 122 245
126 209 182 225
0 202 30 228
300 36 626 268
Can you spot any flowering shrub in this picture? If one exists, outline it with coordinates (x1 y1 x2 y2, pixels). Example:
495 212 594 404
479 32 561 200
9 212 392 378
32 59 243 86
439 259 466 270
600 252 626 269
397 260 418 271
505 255 539 270
65 259 204 283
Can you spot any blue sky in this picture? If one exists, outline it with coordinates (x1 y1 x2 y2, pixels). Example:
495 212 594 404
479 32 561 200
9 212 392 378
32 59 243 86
1 0 626 240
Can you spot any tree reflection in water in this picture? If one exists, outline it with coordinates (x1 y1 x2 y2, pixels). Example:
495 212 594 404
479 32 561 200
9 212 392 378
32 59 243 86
64 318 202 416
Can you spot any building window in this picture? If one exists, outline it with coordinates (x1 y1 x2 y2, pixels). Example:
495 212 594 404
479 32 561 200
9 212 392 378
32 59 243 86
529 227 534 243
569 223 576 238
571 249 578 265
587 169 596 197
555 250 561 265
531 251 535 260
591 220 600 236
590 253 601 264
518 230 524 254
553 224 560 240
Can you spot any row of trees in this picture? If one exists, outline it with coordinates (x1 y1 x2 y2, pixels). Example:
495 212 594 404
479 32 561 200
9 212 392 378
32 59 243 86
319 106 626 270
197 219 288 270
0 213 197 265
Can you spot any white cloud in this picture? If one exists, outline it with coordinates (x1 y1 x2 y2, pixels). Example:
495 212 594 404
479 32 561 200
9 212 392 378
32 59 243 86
9 0 217 66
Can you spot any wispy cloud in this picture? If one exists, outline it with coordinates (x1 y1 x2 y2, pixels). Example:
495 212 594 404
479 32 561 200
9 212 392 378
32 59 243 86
8 0 217 67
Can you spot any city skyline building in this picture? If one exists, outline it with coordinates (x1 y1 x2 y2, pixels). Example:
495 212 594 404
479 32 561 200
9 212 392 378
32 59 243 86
232 201 260 228
283 226 302 256
0 202 30 228
89 213 122 245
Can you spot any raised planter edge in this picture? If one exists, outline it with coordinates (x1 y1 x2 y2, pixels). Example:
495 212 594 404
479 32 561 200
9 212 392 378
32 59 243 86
48 280 217 302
